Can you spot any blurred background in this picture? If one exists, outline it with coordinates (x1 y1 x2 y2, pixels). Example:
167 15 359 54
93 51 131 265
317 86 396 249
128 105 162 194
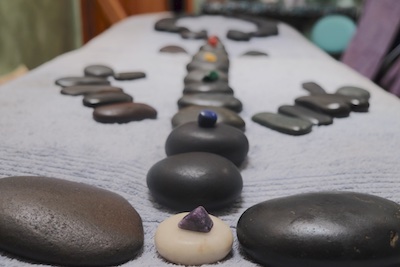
1 0 399 96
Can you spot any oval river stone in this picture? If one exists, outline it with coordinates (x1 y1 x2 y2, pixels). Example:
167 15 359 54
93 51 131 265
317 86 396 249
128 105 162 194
165 121 249 166
0 176 144 266
171 105 245 130
147 152 243 211
237 191 400 267
93 102 157 123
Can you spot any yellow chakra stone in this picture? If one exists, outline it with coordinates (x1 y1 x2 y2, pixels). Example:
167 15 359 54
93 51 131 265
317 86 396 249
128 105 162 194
203 52 217 62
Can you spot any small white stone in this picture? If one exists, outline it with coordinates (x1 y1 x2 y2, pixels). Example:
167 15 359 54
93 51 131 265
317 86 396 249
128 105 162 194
155 212 233 265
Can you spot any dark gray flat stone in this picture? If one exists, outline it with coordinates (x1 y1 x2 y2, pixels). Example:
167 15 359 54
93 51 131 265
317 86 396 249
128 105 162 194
93 102 157 123
83 92 133 108
227 30 251 41
159 45 188 54
241 50 268 56
295 95 351 117
171 105 245 130
183 82 233 94
333 93 370 112
61 85 123 96
113 72 146 81
154 18 183 32
302 82 327 95
251 23 278 37
178 93 242 112
84 65 114 78
184 70 228 84
0 176 143 266
180 29 208 39
55 76 110 87
165 122 249 166
336 86 371 100
237 191 400 267
278 105 333 125
252 112 312 135
146 152 242 211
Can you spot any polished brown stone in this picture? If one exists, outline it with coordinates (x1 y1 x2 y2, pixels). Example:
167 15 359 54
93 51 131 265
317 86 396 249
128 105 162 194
61 85 123 96
83 92 133 108
178 94 242 112
93 102 157 123
0 176 144 266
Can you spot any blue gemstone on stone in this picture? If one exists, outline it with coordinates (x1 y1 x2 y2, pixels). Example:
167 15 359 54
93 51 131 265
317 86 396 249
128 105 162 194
178 206 214 233
198 110 217 127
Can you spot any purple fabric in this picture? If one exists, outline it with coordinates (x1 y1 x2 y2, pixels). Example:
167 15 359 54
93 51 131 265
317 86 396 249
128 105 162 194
341 0 400 80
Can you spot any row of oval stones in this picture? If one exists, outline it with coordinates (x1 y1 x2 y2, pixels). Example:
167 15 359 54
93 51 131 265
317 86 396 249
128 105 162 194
55 65 157 123
252 81 371 135
147 37 249 265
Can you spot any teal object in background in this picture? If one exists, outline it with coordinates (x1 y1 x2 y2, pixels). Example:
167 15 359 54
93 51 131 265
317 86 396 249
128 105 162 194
311 14 356 55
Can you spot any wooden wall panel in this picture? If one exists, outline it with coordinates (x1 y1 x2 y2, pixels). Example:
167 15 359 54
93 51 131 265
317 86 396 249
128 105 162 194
81 0 169 43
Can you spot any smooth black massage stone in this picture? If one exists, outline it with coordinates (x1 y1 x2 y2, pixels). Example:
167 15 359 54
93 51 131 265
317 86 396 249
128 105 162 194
84 64 114 78
61 85 123 96
227 30 251 41
237 191 400 267
180 29 208 39
178 94 242 112
55 76 110 87
251 24 278 37
334 94 370 112
302 82 327 95
0 176 144 266
154 18 182 32
113 72 146 81
183 82 233 94
336 86 371 100
242 50 268 56
93 102 157 123
186 60 229 72
184 70 228 84
146 152 243 211
83 92 133 108
171 106 245 130
252 112 312 135
159 45 188 54
295 95 351 118
278 105 333 125
165 122 249 166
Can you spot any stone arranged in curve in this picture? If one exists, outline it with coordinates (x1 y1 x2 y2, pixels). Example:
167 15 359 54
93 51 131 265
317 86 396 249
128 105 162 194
159 45 188 54
84 64 114 78
0 176 144 266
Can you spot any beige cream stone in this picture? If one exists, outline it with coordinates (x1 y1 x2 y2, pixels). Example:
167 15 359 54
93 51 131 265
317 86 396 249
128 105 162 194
155 212 233 265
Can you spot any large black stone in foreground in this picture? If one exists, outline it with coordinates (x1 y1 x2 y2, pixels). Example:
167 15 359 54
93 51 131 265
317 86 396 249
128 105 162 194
147 152 242 211
237 191 400 267
0 176 144 266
